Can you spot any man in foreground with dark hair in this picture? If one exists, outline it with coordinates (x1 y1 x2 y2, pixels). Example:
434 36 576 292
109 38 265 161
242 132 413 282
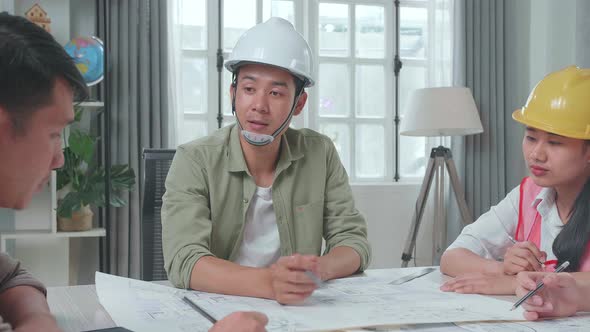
0 12 267 332
0 11 87 332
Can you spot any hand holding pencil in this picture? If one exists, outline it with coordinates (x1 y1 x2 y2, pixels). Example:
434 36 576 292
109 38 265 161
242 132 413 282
503 236 547 274
513 261 578 320
269 254 321 305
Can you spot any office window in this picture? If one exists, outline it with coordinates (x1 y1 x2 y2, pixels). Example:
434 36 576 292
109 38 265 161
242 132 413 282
171 0 453 181
314 1 390 179
398 3 429 178
176 0 208 145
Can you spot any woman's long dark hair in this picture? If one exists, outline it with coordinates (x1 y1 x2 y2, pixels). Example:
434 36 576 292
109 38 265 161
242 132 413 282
553 177 590 271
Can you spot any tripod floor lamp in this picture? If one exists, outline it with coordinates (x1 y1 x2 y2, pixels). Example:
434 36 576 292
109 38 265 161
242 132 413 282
399 87 483 267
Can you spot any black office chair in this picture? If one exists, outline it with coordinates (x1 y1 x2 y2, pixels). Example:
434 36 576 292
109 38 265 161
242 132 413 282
140 148 176 281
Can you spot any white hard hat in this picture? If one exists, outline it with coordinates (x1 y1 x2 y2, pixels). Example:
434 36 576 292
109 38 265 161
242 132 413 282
225 17 315 87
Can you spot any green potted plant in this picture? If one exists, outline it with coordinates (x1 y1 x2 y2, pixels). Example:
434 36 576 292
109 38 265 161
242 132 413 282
56 108 136 231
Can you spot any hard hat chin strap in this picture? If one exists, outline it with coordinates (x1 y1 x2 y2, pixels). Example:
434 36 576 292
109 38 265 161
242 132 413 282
231 72 304 146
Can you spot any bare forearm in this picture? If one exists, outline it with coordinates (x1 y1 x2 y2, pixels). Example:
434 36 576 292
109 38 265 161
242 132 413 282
0 286 59 331
318 246 361 281
579 283 590 312
190 256 274 299
571 272 590 312
440 248 503 276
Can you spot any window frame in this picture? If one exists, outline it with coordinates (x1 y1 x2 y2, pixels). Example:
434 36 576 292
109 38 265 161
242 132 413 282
175 0 440 182
307 0 394 181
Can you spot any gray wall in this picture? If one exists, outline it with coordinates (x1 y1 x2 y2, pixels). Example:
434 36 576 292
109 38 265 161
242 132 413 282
529 0 577 84
576 0 590 67
14 0 70 45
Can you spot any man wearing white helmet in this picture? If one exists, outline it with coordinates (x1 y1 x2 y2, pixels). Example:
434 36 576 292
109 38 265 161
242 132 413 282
162 17 371 305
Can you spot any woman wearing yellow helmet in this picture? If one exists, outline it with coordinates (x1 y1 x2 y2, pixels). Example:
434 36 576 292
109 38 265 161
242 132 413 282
439 66 590 296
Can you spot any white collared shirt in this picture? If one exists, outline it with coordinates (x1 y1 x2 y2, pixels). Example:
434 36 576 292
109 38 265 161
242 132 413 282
447 185 564 261
233 186 281 268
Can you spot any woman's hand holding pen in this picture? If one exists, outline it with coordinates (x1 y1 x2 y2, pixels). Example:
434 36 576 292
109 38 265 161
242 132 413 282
269 254 321 305
504 241 547 274
515 271 580 320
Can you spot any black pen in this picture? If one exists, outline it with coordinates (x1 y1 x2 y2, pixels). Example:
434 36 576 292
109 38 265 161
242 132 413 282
183 295 217 324
510 260 570 311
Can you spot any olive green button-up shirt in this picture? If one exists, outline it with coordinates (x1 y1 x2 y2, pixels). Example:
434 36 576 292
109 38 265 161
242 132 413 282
162 124 371 289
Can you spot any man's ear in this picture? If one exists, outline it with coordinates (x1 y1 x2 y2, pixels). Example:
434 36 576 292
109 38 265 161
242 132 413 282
293 91 308 116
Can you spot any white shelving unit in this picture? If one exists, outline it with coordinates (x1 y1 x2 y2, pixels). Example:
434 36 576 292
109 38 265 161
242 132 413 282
0 229 106 250
1 169 106 286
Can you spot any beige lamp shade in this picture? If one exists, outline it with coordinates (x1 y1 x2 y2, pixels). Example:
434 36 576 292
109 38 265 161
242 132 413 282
400 87 484 137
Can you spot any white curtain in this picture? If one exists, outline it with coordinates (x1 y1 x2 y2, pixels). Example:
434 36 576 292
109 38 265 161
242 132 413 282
166 0 181 148
426 0 456 149
0 0 14 13
429 0 455 86
401 0 456 177
576 0 590 67
446 0 467 248
426 0 456 263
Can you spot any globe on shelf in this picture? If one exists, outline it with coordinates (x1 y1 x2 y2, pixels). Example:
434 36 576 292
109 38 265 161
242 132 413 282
64 36 104 86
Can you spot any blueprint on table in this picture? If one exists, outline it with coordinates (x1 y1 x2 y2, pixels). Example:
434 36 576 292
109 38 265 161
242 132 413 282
95 272 213 332
184 268 525 331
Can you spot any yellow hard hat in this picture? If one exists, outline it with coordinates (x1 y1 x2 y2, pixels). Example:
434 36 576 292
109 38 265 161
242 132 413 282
512 66 590 139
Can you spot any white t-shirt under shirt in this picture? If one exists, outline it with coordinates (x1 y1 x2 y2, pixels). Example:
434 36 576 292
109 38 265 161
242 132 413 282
447 185 564 262
233 186 281 268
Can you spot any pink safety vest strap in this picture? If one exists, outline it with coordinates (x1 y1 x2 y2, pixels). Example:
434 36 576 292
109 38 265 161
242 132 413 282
515 177 527 242
516 177 542 242
516 177 590 272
